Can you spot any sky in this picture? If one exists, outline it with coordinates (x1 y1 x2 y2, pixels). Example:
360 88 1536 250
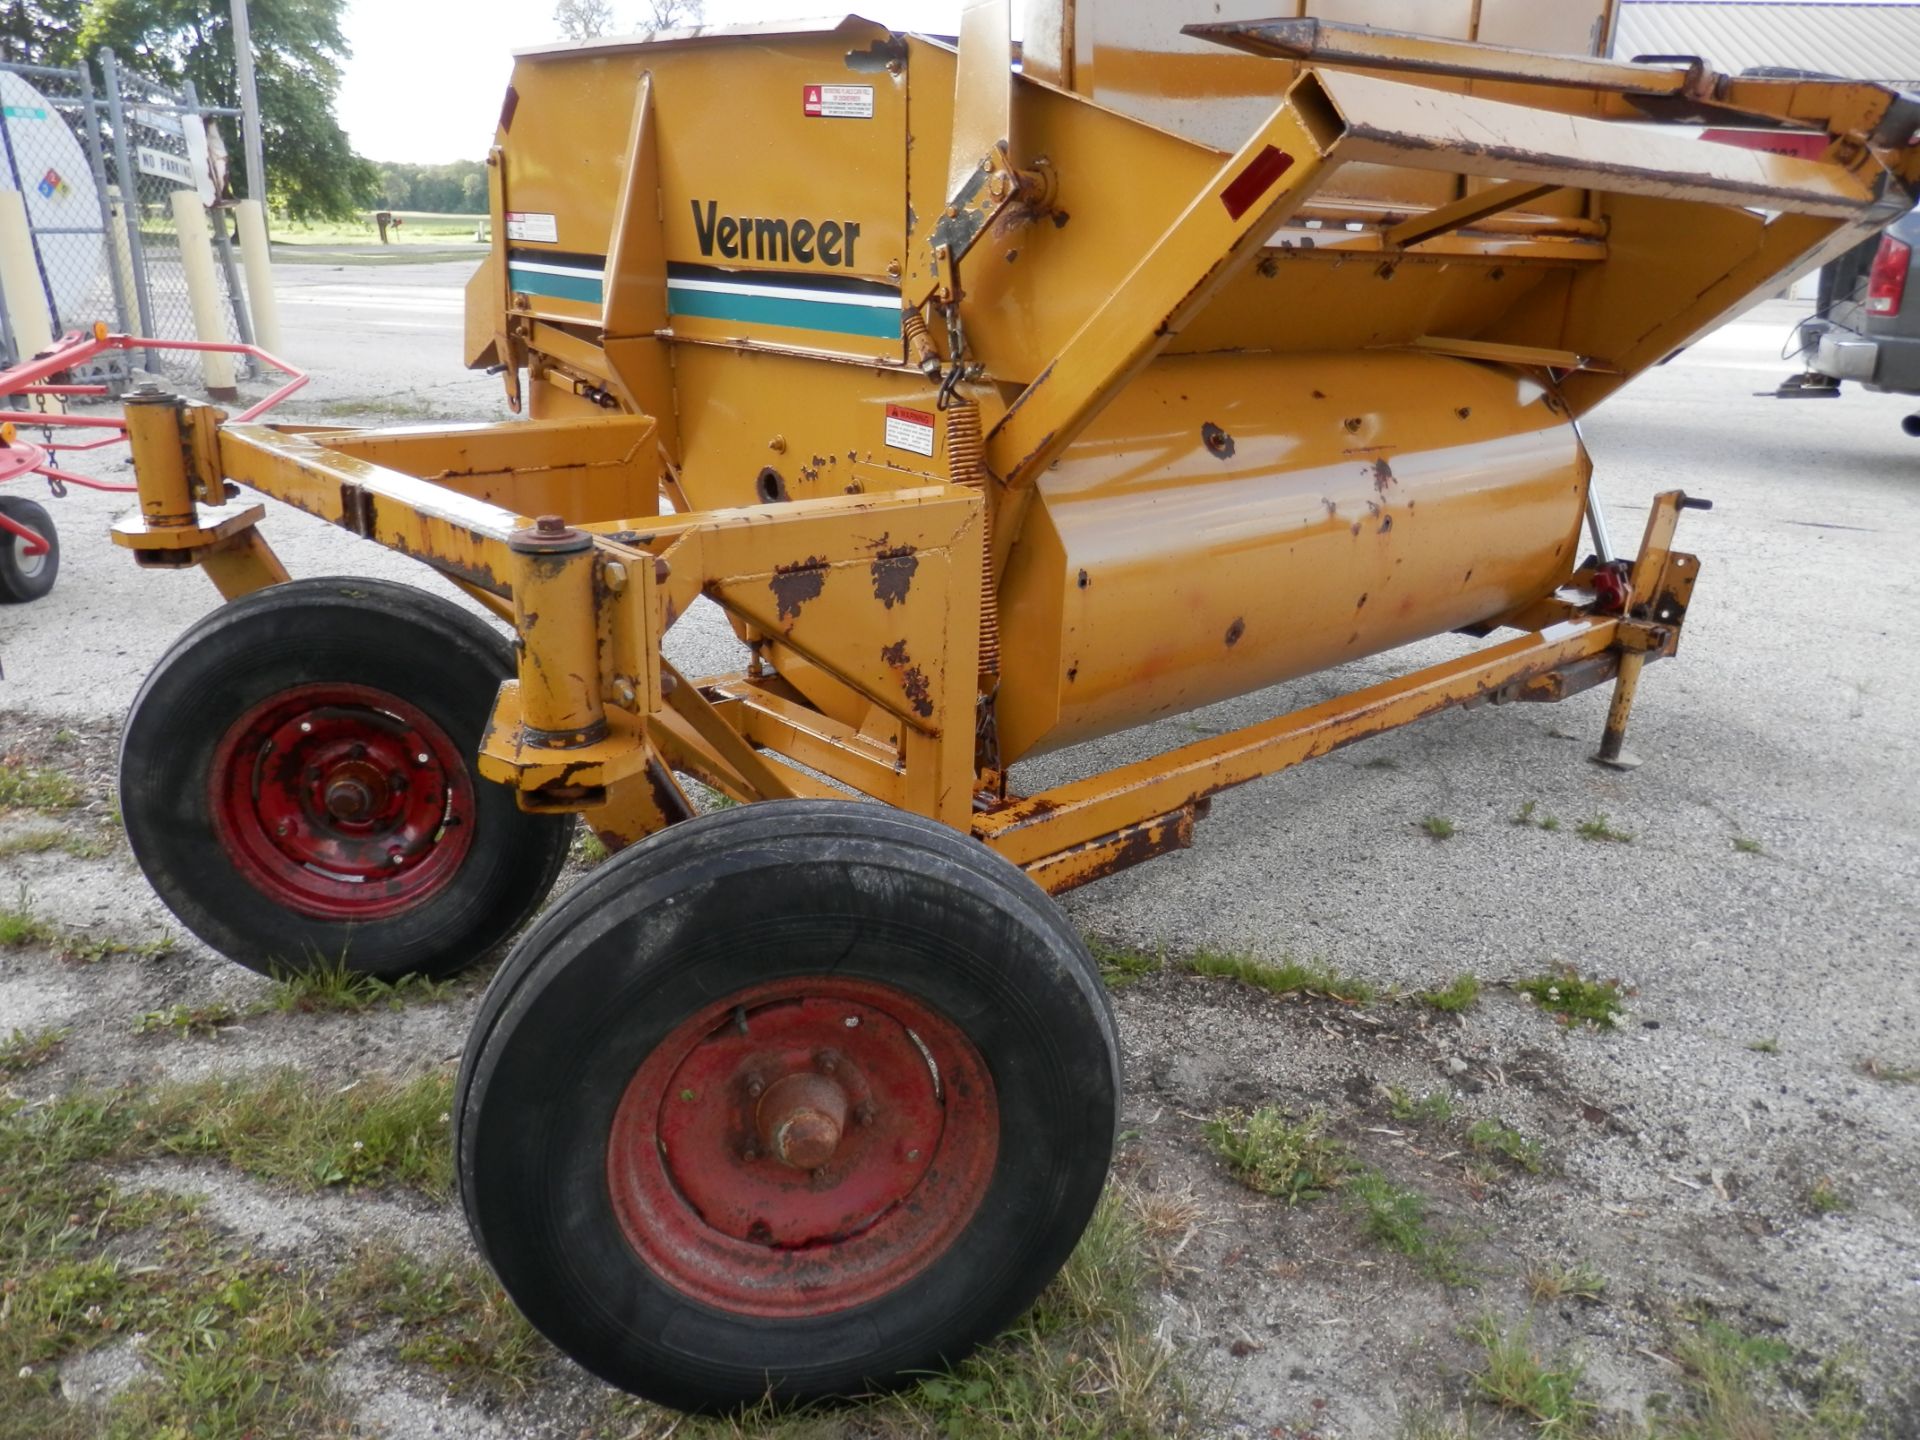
336 1 965 164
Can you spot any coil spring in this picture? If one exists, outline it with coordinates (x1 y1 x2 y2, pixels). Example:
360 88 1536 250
945 397 999 679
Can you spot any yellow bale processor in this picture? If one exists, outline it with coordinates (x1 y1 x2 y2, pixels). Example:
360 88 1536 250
109 0 1920 1411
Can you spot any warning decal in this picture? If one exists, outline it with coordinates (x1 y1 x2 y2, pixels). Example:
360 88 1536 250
506 211 559 244
803 84 874 119
885 403 935 457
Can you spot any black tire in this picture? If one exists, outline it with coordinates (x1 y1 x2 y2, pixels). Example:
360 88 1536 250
0 494 58 603
119 576 573 980
455 799 1120 1413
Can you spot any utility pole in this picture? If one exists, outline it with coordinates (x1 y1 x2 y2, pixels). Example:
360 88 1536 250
230 0 268 219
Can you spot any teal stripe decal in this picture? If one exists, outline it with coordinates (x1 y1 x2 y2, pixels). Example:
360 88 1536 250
667 287 902 340
508 266 603 304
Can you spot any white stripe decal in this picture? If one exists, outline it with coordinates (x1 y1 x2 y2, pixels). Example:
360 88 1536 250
665 276 899 309
511 259 605 279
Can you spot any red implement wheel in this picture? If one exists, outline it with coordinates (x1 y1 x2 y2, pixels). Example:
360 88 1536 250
455 800 1119 1412
120 577 573 979
0 493 58 603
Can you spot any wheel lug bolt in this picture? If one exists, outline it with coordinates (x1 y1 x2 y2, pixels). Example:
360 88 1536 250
388 850 404 866
815 1049 840 1075
742 1143 758 1161
745 1076 764 1098
276 822 290 836
299 722 312 734
855 1101 876 1126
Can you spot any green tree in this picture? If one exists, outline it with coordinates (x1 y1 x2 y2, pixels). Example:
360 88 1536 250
71 0 376 221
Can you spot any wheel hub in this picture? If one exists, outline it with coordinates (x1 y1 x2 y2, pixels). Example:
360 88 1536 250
607 977 999 1316
209 683 476 921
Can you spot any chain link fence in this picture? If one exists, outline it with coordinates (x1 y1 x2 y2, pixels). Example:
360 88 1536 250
0 57 132 387
0 51 254 389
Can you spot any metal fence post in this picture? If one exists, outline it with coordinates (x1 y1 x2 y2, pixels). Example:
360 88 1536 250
74 60 134 345
99 48 156 337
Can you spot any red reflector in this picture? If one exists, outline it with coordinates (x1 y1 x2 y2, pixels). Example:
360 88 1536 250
1868 234 1910 317
499 85 519 133
1220 145 1295 221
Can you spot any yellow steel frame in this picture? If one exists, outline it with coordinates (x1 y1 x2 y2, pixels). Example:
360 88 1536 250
113 384 1698 893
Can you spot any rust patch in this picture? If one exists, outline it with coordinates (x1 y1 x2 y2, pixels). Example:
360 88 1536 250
1344 417 1363 434
870 544 918 609
1371 458 1396 495
1311 389 1327 399
1224 617 1245 647
1200 422 1235 460
1077 568 1090 589
1356 592 1368 610
1456 406 1472 420
879 640 934 719
1066 665 1078 683
1256 254 1278 279
769 556 828 621
1379 514 1393 534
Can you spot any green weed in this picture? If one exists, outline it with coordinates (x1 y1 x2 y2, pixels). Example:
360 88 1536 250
1387 1087 1457 1127
1204 1107 1348 1205
263 955 457 1014
0 1026 66 1074
1347 1170 1467 1284
1732 837 1763 855
1515 968 1626 1029
1465 1119 1546 1175
1185 949 1376 1004
1525 1261 1606 1304
1656 1319 1865 1440
572 829 611 867
1419 975 1482 1014
1088 938 1161 989
1575 814 1633 844
0 761 81 812
1421 815 1457 840
1806 1176 1849 1215
1467 1316 1596 1434
342 1248 548 1399
1748 1038 1780 1055
1857 1057 1920 1085
133 1003 240 1039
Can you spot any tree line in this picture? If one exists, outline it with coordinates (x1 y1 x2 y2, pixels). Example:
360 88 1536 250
374 160 488 215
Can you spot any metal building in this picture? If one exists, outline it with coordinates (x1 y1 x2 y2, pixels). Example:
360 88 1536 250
1613 0 1920 91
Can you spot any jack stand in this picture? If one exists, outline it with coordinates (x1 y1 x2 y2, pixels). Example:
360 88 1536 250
1592 650 1646 771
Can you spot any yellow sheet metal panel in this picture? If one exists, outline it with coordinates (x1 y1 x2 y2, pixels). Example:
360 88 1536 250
668 344 952 511
993 350 1588 760
502 24 908 362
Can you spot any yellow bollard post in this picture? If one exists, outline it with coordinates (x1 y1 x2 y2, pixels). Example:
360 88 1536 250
168 190 239 399
233 199 282 355
106 186 140 340
0 189 54 358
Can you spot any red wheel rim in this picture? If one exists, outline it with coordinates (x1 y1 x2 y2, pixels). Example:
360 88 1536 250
209 682 477 921
607 977 999 1318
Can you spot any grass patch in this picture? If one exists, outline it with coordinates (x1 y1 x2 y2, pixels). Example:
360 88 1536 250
144 1067 456 1195
263 955 457 1014
1420 815 1457 840
1467 1316 1595 1434
1805 1176 1849 1215
342 1248 548 1400
0 895 56 947
1525 1261 1606 1305
1511 800 1560 833
0 760 81 812
0 1090 353 1438
1347 1169 1467 1284
1656 1318 1866 1440
133 1003 240 1039
572 828 611 867
0 1026 67 1075
1185 949 1376 1005
1387 1087 1457 1127
0 827 111 860
1856 1057 1920 1085
881 1187 1193 1438
1732 837 1764 855
1204 1107 1348 1205
1465 1119 1546 1175
1575 813 1633 844
1515 968 1626 1030
61 931 175 964
1088 937 1161 989
1419 975 1482 1014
